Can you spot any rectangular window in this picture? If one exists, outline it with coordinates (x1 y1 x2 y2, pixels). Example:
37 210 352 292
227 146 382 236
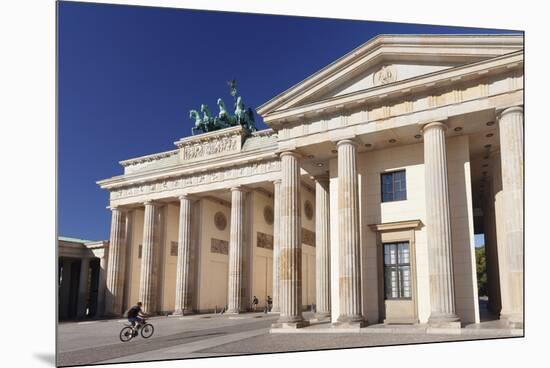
381 170 407 202
383 241 411 299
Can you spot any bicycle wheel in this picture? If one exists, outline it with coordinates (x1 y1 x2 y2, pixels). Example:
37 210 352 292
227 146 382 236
119 326 134 342
140 323 154 338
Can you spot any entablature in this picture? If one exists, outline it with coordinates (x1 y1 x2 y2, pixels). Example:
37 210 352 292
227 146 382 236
264 51 523 129
270 52 523 151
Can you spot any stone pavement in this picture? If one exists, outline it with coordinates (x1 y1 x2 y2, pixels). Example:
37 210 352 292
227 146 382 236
57 311 522 367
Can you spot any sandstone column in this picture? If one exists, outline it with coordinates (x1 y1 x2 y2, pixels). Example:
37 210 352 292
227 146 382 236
105 207 127 316
96 253 108 317
139 201 160 314
76 258 90 318
227 187 246 313
314 174 331 321
273 151 308 328
271 179 282 313
336 139 364 326
422 121 460 326
174 195 193 315
493 153 511 322
497 106 524 326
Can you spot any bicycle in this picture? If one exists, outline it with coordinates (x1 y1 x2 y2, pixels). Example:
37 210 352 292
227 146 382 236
119 318 155 342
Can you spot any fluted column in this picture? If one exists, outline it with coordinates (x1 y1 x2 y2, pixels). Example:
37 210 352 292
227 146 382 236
271 179 282 313
139 201 160 314
314 174 331 321
497 106 524 326
96 253 108 317
336 139 364 326
76 257 90 318
105 207 127 316
273 151 308 328
174 195 193 315
227 187 246 313
422 121 460 326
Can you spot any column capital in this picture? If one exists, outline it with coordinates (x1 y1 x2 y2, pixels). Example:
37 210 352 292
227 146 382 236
336 138 360 148
497 105 523 120
421 121 448 134
143 200 161 207
230 185 250 193
108 205 127 212
178 194 193 201
279 150 303 160
273 178 282 185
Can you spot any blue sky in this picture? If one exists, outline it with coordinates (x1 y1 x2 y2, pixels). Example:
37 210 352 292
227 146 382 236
58 1 512 241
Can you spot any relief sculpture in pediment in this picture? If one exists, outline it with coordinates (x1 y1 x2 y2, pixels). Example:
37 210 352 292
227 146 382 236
374 65 397 86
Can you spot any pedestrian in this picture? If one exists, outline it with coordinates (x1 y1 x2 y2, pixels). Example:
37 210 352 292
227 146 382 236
252 296 259 311
266 296 273 312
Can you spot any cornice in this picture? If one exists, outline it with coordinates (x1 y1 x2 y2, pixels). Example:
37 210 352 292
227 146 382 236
257 34 523 116
369 219 423 232
97 145 278 190
119 149 179 168
263 50 523 126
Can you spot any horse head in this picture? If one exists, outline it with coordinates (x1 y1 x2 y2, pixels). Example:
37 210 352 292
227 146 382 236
217 98 227 118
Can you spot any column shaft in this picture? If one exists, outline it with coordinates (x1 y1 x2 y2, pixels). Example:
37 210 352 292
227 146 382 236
336 140 364 325
498 106 524 326
227 187 246 313
423 122 460 325
493 154 510 319
274 151 308 328
96 254 108 317
77 258 90 318
271 179 282 313
174 195 193 314
105 208 127 316
139 202 160 314
315 175 331 320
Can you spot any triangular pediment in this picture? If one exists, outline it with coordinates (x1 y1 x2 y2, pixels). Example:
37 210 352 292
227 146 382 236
257 34 523 117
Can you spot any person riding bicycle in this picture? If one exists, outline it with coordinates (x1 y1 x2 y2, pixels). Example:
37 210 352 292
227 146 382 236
127 302 148 335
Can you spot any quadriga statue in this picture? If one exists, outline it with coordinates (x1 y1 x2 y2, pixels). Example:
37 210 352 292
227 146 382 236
189 81 257 135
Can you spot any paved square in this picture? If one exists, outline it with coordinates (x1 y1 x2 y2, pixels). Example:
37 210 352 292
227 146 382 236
57 312 519 366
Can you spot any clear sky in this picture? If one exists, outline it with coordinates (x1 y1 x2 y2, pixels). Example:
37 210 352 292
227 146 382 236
58 1 514 241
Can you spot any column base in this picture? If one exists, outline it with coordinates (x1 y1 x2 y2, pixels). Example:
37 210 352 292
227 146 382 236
332 320 366 329
310 312 331 323
272 315 309 329
271 320 310 329
428 313 461 332
171 309 194 316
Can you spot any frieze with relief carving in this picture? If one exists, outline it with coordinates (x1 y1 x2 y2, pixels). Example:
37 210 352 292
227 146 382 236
257 232 274 250
181 136 239 161
110 159 281 200
211 238 229 255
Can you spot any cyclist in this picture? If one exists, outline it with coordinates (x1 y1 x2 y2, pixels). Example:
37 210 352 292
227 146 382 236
127 302 148 336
